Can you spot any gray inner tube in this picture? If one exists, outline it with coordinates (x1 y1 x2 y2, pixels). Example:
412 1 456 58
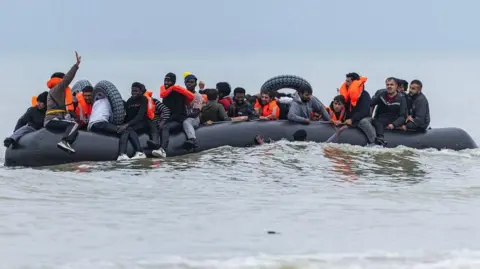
260 75 330 121
93 80 125 125
71 79 92 102
71 79 92 95
261 75 313 92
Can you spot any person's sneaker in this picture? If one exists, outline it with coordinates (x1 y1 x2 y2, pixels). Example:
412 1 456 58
3 137 15 148
117 154 130 161
147 140 160 149
152 148 166 158
374 137 387 147
57 140 75 153
131 151 146 160
183 138 198 150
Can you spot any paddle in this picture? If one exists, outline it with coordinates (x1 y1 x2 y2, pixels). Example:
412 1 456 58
326 125 348 143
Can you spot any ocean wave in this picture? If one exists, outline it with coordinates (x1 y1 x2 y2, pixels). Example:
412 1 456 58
45 249 480 269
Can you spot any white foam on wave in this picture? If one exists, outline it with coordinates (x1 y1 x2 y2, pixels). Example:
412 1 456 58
51 249 480 269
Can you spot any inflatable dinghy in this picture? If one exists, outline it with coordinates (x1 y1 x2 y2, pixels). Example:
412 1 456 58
4 75 477 167
4 120 477 167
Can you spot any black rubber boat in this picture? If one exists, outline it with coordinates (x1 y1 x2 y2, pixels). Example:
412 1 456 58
3 75 478 167
4 120 477 167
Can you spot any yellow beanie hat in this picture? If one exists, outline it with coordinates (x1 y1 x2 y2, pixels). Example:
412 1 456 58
183 72 192 79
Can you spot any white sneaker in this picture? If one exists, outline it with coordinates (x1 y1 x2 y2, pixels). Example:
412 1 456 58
117 154 130 161
131 151 146 160
152 148 166 158
57 140 75 153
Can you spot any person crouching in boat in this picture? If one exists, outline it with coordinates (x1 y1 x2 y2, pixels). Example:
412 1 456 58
324 95 346 125
73 85 93 130
400 79 430 132
44 51 82 153
227 87 258 121
182 74 204 149
200 89 231 124
160 72 195 156
339 72 378 146
370 77 407 145
4 91 48 148
216 82 233 111
254 90 281 121
287 85 329 124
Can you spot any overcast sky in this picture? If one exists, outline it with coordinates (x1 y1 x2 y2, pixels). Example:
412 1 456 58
0 0 478 56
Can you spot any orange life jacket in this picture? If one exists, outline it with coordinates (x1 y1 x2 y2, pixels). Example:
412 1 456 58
46 77 75 112
74 92 93 122
325 106 345 122
254 99 280 120
339 76 368 109
144 92 155 120
31 96 38 107
160 84 195 104
202 94 208 102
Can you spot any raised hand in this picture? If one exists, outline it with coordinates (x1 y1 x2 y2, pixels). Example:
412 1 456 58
75 51 82 65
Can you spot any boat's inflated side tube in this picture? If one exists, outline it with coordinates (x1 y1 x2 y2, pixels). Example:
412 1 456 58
4 121 477 167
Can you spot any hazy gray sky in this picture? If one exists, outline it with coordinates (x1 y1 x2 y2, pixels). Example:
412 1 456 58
1 0 478 55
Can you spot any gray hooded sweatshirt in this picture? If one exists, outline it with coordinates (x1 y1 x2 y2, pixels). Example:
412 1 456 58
287 93 329 123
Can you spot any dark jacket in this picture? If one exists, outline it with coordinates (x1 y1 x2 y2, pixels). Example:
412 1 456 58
371 89 407 127
124 95 148 126
14 106 46 131
228 101 258 119
345 89 371 124
406 92 430 130
162 91 188 122
200 101 230 124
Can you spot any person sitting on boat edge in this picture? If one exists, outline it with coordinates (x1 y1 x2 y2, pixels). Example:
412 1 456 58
339 72 379 146
115 82 158 160
287 84 329 124
228 87 258 121
400 79 430 132
87 85 138 160
370 77 407 145
145 90 171 157
73 85 93 130
182 73 204 149
216 82 233 111
325 95 346 125
200 88 231 124
160 72 195 156
254 89 281 120
44 51 82 153
4 91 48 148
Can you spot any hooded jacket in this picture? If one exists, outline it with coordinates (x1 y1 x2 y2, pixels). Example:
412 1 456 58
287 92 329 123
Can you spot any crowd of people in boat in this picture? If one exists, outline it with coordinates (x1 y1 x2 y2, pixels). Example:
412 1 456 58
3 52 430 160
